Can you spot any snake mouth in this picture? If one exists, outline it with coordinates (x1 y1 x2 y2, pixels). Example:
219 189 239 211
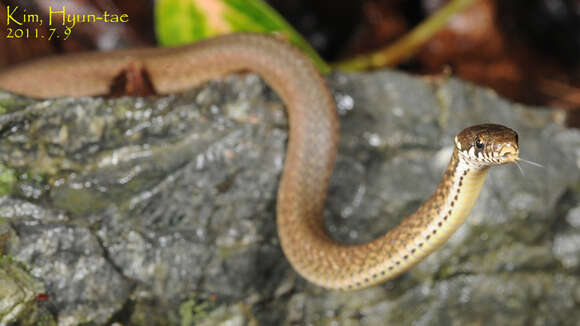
501 154 519 164
497 144 519 164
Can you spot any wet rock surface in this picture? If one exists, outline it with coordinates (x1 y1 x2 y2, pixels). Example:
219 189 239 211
0 256 49 325
0 71 579 325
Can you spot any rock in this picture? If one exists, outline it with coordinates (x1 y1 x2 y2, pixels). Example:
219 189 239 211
0 71 578 325
0 254 54 325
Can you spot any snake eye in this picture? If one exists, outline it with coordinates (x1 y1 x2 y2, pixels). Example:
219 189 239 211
475 138 484 149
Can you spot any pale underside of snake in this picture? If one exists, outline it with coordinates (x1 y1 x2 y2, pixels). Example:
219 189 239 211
0 33 520 290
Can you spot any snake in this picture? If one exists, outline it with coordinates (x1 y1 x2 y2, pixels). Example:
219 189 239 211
0 33 520 290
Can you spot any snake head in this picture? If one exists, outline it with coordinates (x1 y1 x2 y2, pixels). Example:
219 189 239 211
455 124 519 167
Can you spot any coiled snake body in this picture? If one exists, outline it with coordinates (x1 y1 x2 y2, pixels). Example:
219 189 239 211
0 33 520 290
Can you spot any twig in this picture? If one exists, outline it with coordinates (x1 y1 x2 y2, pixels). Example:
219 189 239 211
335 0 478 71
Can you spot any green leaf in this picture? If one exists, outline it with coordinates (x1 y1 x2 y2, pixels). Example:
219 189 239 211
155 0 330 73
155 0 208 45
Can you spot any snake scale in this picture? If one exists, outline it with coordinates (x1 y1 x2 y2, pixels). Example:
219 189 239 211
0 33 520 290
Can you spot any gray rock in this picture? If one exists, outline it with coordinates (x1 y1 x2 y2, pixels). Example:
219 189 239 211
0 252 53 325
0 71 578 325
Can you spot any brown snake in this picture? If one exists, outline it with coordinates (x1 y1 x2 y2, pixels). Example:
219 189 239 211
0 33 520 290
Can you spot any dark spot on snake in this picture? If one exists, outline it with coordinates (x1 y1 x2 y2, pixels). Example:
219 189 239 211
438 222 442 227
444 216 448 220
411 249 416 253
388 266 393 271
419 242 423 247
372 274 377 279
454 195 458 200
403 255 408 260
348 285 353 289
451 201 455 207
448 210 452 215
381 270 386 275
356 282 361 287
396 261 400 265
459 181 463 187
364 278 369 283
426 235 431 240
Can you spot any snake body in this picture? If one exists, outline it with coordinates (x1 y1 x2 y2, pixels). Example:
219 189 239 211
0 33 519 290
